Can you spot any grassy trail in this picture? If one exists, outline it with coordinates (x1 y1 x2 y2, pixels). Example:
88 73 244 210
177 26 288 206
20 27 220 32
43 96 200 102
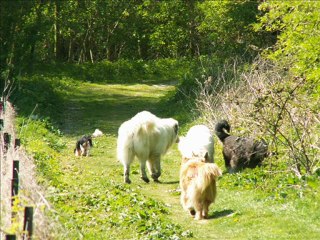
54 82 320 239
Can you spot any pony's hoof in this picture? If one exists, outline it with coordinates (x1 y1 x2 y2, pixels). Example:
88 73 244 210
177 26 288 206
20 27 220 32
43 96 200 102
153 178 161 183
125 178 131 184
189 209 196 216
141 177 150 183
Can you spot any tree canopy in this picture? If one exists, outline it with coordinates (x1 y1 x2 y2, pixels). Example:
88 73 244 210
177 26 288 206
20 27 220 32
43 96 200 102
0 1 267 68
1 0 319 92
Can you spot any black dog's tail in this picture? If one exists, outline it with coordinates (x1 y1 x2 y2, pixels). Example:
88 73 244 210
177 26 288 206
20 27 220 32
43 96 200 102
87 136 93 147
75 140 81 151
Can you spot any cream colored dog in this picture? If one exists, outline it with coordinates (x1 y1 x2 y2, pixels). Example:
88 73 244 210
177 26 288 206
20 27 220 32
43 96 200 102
117 111 179 184
178 124 214 163
180 153 222 220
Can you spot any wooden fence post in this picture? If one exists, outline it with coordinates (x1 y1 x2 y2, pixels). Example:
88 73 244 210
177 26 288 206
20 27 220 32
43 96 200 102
4 132 11 151
5 235 16 240
11 178 19 198
23 207 34 240
11 161 19 206
14 139 20 149
13 160 19 179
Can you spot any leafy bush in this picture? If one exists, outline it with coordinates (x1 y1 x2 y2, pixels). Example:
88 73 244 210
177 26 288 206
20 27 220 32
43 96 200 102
16 117 65 186
11 74 72 124
255 1 320 87
28 58 195 84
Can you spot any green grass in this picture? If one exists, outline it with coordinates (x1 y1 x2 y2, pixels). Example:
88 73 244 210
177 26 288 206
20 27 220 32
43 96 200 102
12 64 320 239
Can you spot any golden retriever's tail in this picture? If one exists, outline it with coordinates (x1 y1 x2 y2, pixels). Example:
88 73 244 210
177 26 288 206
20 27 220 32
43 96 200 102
196 163 222 192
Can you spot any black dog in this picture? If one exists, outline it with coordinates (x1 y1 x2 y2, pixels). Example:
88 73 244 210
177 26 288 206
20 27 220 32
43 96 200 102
74 135 93 157
215 120 268 173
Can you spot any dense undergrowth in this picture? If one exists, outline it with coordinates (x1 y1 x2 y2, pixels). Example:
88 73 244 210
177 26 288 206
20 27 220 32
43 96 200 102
31 58 198 84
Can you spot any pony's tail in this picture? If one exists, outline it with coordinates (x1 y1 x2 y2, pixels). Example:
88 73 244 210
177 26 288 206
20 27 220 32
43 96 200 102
136 120 156 138
117 119 155 163
117 128 134 163
196 163 222 192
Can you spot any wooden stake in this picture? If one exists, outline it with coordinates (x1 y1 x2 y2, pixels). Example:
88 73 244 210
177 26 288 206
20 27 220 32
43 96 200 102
5 235 16 240
23 207 34 240
14 138 20 149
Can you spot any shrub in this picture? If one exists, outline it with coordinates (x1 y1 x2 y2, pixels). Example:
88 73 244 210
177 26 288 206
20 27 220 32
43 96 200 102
16 117 65 186
193 57 319 178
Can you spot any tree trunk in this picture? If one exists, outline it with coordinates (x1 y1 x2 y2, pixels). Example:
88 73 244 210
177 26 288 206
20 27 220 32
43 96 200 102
53 0 62 61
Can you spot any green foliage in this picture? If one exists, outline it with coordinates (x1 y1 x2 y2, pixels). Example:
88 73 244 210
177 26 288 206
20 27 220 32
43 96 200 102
24 58 194 84
84 58 194 83
12 74 71 122
140 0 202 58
16 117 65 186
198 0 274 59
51 181 191 239
219 164 318 202
255 1 320 86
189 55 319 182
251 1 320 176
0 0 275 85
249 74 320 176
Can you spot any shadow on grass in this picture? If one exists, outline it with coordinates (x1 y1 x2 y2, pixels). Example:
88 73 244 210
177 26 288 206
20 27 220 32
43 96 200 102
209 209 235 219
159 180 180 185
61 93 170 137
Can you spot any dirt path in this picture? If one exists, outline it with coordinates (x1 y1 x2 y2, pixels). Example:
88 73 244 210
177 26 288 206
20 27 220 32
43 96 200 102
59 82 176 135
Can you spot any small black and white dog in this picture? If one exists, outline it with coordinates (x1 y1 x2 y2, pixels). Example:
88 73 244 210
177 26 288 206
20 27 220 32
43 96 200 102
74 135 93 157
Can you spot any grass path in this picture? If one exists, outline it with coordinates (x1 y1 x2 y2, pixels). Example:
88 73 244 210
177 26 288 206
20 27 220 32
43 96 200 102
53 82 320 239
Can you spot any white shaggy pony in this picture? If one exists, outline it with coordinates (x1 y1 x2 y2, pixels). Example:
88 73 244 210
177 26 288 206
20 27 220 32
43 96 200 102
178 125 214 163
117 111 179 183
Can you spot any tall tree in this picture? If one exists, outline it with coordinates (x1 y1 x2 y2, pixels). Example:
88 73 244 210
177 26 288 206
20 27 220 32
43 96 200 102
0 0 42 93
198 0 273 59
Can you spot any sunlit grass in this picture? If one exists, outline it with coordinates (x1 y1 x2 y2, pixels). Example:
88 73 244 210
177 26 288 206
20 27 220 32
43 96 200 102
54 81 320 239
13 63 320 239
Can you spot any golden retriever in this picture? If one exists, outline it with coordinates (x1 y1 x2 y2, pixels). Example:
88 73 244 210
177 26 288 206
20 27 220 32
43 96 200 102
180 153 222 220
